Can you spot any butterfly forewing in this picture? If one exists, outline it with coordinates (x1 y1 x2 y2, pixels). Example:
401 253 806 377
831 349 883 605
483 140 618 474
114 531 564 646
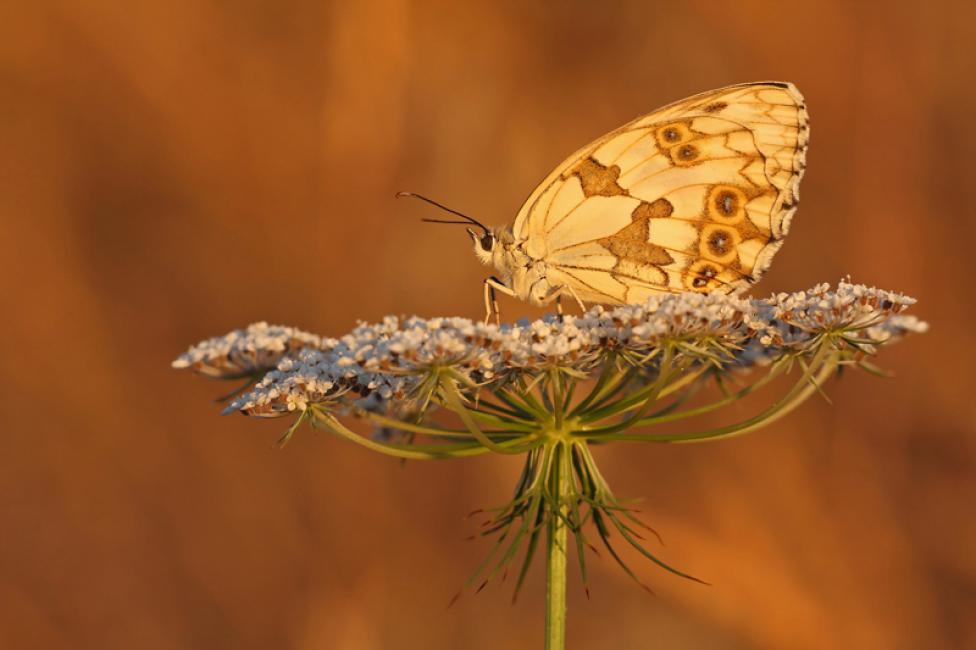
513 82 809 304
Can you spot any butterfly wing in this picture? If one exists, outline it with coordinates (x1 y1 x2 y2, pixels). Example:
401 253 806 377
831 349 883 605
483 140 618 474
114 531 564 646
513 81 808 304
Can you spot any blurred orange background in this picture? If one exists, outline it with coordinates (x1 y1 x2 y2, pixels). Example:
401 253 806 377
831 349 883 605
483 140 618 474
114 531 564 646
2 1 975 648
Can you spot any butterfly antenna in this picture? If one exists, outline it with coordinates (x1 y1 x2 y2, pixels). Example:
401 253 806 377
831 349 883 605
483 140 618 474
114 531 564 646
395 191 489 233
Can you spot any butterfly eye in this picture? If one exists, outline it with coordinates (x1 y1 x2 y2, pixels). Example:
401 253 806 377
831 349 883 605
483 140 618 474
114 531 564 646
480 233 494 251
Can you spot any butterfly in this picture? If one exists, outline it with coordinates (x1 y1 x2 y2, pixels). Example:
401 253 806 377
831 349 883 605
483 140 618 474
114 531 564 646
402 81 808 322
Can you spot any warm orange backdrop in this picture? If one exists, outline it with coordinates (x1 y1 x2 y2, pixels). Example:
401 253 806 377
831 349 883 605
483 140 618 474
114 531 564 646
2 2 975 648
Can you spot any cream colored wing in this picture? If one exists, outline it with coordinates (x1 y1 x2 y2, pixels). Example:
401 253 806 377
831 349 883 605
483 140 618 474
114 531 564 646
513 81 808 304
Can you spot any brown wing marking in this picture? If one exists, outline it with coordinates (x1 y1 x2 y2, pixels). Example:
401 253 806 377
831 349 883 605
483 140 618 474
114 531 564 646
544 156 632 235
565 157 627 197
596 198 675 267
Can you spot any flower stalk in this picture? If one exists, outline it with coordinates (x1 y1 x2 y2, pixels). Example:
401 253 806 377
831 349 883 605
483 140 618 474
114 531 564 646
173 281 926 647
546 442 570 650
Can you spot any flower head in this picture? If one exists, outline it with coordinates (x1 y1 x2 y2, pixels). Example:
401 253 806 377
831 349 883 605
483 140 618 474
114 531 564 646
176 282 924 419
171 322 322 379
174 281 926 596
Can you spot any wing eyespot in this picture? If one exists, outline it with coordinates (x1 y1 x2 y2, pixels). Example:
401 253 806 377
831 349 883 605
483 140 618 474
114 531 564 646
654 122 695 149
684 260 721 292
706 185 749 225
670 143 701 167
699 224 741 265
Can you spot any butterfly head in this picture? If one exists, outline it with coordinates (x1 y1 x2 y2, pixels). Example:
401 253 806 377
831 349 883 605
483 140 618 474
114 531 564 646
467 227 496 265
397 191 519 275
396 191 503 267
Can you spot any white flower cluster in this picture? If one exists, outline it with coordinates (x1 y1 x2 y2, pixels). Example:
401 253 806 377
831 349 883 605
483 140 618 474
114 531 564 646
752 281 928 353
171 322 322 379
173 282 927 418
227 349 346 417
765 281 916 330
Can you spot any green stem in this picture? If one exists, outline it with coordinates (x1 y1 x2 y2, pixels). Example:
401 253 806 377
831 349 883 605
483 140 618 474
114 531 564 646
465 407 538 430
439 377 529 455
494 385 549 420
310 408 536 459
575 347 676 436
570 355 626 416
474 396 537 424
516 376 550 417
574 366 636 416
593 349 839 443
578 348 677 423
546 442 569 650
363 411 527 437
633 359 788 426
582 357 789 434
655 363 709 399
551 370 566 430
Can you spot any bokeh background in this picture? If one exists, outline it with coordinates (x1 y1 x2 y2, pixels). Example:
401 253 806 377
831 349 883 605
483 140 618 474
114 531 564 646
2 1 975 648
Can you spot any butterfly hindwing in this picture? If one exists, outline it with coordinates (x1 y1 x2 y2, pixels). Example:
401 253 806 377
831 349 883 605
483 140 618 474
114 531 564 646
513 82 808 304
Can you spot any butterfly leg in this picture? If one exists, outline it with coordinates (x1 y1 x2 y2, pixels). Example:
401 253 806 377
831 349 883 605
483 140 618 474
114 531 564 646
483 277 514 325
540 286 579 320
564 284 587 313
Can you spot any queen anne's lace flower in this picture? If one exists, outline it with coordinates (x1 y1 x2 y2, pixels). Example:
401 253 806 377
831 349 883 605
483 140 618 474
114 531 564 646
171 322 322 379
175 282 924 417
174 280 925 605
766 281 916 333
225 349 345 417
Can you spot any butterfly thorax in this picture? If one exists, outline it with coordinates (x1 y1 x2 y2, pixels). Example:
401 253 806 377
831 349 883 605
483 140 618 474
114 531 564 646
479 227 557 306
